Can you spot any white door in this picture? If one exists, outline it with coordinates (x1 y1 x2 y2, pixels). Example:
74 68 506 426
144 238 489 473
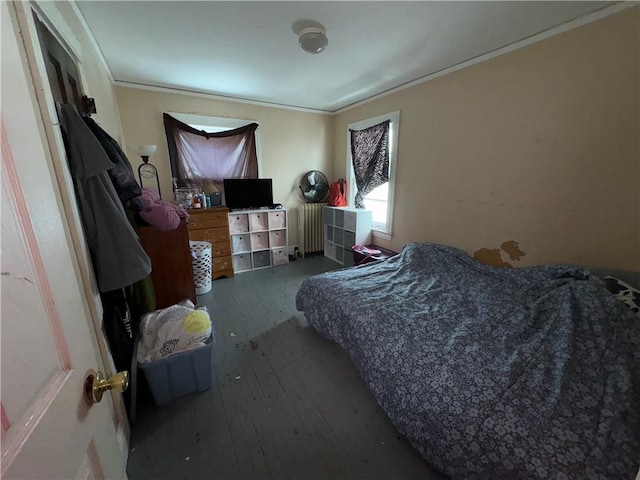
1 2 127 478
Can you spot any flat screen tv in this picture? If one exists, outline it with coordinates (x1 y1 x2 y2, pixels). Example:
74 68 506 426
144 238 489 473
223 178 273 210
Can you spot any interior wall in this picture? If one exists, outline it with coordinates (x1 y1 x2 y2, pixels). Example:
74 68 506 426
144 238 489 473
115 86 334 248
334 7 640 272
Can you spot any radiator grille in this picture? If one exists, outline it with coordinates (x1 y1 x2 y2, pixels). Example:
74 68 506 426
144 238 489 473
298 203 326 256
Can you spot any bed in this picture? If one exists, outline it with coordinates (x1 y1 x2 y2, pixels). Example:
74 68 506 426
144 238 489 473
296 242 640 479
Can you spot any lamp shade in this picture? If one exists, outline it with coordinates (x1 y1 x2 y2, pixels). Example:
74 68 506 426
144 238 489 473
132 144 157 156
298 26 328 54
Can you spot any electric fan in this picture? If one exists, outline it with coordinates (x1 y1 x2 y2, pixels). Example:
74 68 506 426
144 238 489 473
299 170 329 203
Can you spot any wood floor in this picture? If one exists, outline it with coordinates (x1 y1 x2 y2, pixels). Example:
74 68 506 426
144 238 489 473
128 256 446 480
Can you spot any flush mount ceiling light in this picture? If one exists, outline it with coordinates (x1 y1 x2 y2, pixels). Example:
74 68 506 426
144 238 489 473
298 25 328 54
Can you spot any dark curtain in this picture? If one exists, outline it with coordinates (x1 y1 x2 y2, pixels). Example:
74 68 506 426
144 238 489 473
163 113 259 199
350 120 390 208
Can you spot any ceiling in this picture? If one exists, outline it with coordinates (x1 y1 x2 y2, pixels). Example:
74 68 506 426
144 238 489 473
76 1 614 113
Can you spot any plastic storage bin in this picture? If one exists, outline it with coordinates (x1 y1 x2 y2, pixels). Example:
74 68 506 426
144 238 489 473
139 336 214 406
189 241 212 294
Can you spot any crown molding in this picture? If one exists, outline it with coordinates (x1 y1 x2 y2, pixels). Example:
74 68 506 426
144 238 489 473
334 2 636 114
113 81 333 115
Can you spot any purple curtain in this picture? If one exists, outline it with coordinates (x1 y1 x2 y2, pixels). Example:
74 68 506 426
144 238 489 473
350 120 390 208
163 113 258 199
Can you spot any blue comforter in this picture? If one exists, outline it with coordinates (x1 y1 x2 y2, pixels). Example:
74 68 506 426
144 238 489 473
296 243 640 479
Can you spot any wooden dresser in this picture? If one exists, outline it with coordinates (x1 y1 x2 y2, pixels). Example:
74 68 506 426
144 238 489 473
139 219 196 308
187 207 234 279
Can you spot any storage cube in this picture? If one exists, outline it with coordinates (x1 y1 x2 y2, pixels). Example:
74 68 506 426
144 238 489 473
229 213 249 234
269 230 286 248
344 211 357 231
250 212 268 231
271 247 288 266
232 254 251 272
231 234 251 253
343 248 355 267
325 241 335 259
252 250 271 268
268 211 286 229
324 207 333 226
344 231 356 249
326 225 334 242
251 232 269 250
139 336 213 406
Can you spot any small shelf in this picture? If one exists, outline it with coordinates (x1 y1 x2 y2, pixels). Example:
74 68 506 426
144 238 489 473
228 208 288 274
324 206 372 266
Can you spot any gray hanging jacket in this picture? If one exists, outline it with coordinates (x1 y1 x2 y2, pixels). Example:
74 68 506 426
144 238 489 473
82 115 144 212
60 104 151 292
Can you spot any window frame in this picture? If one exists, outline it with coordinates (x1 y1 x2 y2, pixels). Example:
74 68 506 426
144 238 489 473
346 110 400 239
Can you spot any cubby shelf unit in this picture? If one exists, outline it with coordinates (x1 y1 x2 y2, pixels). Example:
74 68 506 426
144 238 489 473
228 208 288 273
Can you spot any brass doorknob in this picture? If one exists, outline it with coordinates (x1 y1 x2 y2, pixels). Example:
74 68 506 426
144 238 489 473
84 369 129 405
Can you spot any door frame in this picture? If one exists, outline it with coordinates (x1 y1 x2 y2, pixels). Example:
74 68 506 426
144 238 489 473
9 0 130 453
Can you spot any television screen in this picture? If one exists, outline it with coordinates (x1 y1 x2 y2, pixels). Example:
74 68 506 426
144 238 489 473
223 178 273 210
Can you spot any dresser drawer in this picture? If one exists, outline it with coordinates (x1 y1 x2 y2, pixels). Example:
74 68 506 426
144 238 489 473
188 210 229 229
212 241 231 258
212 256 232 272
189 227 229 244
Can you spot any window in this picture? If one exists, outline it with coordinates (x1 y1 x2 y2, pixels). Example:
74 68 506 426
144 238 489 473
347 111 399 237
163 113 262 202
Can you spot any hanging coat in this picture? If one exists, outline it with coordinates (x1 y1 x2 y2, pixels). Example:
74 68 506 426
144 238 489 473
60 104 151 291
82 116 144 212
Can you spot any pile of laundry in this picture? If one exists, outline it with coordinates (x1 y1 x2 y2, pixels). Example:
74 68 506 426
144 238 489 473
139 187 189 231
137 299 213 363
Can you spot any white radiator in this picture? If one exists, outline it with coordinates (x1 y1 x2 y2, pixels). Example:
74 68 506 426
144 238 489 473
298 203 326 256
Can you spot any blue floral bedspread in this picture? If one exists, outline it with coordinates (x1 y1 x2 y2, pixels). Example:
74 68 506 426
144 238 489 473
296 243 640 479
